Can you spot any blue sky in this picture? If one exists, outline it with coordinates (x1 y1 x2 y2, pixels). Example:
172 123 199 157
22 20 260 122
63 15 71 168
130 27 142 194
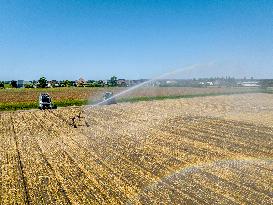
0 0 272 80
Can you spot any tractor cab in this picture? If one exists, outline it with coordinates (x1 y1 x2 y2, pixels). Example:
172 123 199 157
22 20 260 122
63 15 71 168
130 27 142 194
102 92 116 105
39 93 56 109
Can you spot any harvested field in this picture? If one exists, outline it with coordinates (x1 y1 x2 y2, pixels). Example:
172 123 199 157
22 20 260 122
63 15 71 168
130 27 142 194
0 93 272 204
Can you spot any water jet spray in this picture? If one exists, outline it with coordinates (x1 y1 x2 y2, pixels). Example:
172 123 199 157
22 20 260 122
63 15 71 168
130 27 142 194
85 62 216 110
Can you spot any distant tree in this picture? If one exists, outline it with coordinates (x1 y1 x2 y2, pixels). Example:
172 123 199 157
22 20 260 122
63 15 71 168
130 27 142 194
0 81 4 89
11 80 17 88
92 81 104 87
38 77 47 88
110 76 117 86
24 83 34 88
64 80 72 87
91 82 99 87
97 80 104 87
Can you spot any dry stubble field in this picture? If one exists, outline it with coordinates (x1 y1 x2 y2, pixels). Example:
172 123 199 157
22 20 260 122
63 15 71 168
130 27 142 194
0 93 272 204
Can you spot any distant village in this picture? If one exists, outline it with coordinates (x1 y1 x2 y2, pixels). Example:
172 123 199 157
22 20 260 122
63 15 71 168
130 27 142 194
0 76 273 89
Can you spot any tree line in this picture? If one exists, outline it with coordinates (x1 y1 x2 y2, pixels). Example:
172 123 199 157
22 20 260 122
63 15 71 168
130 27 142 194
0 76 121 89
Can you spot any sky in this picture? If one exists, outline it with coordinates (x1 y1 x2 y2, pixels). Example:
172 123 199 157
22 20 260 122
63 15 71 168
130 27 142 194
0 0 272 80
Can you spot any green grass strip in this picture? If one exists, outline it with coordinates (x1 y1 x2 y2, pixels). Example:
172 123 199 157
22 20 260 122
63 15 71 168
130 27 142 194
0 99 88 111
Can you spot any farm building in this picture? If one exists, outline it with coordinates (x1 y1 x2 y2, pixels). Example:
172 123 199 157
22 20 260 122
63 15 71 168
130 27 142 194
76 77 87 87
117 79 127 86
240 81 260 87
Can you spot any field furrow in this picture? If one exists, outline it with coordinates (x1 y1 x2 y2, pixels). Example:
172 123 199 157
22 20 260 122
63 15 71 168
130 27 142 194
0 93 272 204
